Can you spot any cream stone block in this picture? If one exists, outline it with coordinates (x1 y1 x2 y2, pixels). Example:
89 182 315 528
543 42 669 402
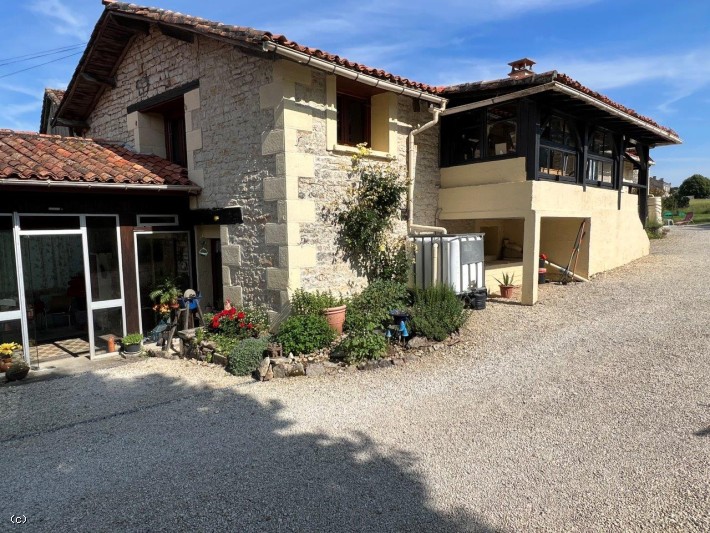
261 129 285 155
277 200 316 223
221 244 242 267
184 87 201 112
279 245 317 269
260 81 287 110
223 285 243 307
188 168 204 187
186 129 202 152
275 152 315 179
274 60 312 86
263 177 299 201
265 223 301 245
222 266 232 286
266 268 301 290
283 100 313 132
220 226 230 244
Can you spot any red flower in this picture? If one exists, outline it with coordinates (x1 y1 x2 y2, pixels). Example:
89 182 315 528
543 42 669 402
237 311 246 320
247 322 253 329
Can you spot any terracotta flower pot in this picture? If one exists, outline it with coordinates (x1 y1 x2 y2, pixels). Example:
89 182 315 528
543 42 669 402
499 285 515 298
323 305 347 335
0 357 12 373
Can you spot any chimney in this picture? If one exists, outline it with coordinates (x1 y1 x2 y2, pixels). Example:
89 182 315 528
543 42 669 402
508 58 536 79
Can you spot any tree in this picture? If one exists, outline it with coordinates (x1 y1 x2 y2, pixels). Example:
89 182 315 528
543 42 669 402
678 174 710 199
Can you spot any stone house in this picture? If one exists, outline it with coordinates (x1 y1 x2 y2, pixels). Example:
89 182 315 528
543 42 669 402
0 1 679 365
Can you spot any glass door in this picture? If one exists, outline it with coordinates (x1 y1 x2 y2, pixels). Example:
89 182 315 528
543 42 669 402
85 216 126 357
20 223 88 364
135 232 191 334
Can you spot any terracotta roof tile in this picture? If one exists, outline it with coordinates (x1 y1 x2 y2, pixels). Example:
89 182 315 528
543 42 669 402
0 130 197 189
444 70 678 140
102 1 444 95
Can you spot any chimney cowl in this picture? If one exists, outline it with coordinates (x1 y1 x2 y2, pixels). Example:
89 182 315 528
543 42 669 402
508 58 536 79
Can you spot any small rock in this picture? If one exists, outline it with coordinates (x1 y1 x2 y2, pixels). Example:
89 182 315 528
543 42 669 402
407 336 428 349
270 357 290 365
272 364 287 379
405 355 420 364
262 366 274 381
285 362 305 377
212 353 228 367
378 359 394 368
257 357 271 380
392 358 405 366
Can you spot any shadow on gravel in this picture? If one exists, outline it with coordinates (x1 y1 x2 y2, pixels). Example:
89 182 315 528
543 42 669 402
3 370 498 532
694 426 710 437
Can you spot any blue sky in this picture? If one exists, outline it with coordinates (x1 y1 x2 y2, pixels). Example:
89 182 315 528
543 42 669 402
1 0 708 185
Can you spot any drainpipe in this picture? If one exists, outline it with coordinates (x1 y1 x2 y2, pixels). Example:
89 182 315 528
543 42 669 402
408 102 448 235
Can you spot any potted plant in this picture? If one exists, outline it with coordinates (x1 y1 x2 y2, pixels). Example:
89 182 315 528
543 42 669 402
322 293 347 336
6 355 30 382
0 342 22 373
495 272 516 298
122 333 143 355
149 277 181 309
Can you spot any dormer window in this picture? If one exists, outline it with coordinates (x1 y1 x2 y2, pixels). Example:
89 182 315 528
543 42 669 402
140 97 187 168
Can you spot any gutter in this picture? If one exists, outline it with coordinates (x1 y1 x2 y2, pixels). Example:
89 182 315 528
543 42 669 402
262 41 447 106
0 179 202 195
408 103 448 235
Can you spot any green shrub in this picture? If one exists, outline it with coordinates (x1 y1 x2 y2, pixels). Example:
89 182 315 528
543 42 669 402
410 284 466 342
345 280 410 332
338 330 388 364
275 314 336 355
290 289 343 316
227 337 269 376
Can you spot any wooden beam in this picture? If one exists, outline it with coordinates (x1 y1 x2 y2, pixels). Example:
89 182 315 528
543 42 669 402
111 14 150 35
638 144 650 225
158 23 195 43
55 117 90 129
81 72 116 88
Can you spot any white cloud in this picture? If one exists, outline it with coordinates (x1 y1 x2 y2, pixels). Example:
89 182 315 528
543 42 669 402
0 100 42 132
29 0 91 41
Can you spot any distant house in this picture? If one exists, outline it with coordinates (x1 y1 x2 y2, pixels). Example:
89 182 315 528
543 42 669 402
0 0 680 365
39 88 73 136
649 176 672 197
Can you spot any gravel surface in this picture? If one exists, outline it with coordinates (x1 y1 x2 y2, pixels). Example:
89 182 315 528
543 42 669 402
3 226 709 532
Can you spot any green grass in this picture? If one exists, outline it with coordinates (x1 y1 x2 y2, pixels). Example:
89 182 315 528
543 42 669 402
671 198 710 224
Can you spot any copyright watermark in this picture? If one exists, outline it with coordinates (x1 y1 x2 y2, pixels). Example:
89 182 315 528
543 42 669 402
10 515 27 525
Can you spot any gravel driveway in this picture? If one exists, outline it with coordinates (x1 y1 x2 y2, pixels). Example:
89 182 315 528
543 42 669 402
3 226 709 532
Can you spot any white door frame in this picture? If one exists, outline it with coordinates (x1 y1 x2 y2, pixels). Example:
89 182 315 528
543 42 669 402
10 213 126 362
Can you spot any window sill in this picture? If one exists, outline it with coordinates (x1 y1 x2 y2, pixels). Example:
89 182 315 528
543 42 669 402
330 144 394 161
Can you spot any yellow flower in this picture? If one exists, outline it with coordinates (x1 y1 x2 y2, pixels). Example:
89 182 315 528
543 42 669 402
0 342 22 356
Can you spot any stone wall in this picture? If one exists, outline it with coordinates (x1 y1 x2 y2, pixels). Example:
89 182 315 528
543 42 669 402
293 69 442 296
88 28 279 311
87 29 442 317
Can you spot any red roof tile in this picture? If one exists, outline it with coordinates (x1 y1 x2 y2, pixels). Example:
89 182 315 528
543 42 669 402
44 88 65 106
0 130 196 189
101 1 444 95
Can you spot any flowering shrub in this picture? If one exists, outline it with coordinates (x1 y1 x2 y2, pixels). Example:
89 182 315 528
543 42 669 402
209 306 267 339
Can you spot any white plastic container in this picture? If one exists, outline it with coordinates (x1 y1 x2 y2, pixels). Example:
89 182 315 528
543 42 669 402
410 234 485 293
